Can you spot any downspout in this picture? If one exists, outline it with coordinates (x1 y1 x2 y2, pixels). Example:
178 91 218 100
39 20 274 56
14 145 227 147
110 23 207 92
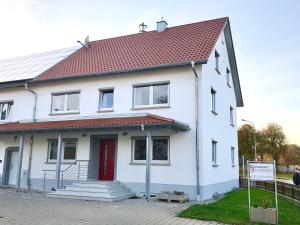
25 83 37 190
191 61 201 202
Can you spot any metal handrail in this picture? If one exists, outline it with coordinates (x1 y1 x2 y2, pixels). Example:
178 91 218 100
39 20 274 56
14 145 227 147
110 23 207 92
42 160 90 191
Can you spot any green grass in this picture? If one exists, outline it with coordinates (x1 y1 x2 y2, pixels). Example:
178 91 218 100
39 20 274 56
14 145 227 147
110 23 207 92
178 188 300 225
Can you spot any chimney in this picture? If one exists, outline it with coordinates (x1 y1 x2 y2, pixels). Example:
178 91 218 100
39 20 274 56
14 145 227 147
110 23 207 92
156 17 168 32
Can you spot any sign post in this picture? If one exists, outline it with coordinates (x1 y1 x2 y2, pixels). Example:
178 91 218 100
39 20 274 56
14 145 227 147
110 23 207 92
247 161 278 224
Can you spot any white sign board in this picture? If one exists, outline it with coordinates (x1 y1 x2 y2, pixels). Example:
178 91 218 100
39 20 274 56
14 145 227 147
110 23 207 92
249 162 275 181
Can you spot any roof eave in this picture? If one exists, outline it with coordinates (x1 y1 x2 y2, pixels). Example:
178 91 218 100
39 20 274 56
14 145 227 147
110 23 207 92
29 60 207 84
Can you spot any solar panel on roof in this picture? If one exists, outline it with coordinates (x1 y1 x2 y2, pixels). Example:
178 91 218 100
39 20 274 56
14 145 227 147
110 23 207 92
0 46 80 83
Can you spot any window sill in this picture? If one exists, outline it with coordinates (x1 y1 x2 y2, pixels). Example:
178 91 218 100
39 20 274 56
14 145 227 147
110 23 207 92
131 105 170 110
129 162 170 166
211 110 218 115
215 68 221 75
97 109 114 113
44 161 76 165
49 111 80 116
212 164 219 167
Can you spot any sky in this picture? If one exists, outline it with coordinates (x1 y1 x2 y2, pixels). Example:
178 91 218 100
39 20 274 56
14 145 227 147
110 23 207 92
0 0 299 144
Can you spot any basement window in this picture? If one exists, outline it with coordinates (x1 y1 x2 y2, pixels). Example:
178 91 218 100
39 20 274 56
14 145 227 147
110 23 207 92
131 137 169 164
231 147 235 167
51 91 80 114
0 101 13 120
212 140 218 166
47 139 77 162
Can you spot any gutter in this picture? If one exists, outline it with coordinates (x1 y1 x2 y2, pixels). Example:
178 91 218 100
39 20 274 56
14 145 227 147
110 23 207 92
24 83 37 190
191 61 201 202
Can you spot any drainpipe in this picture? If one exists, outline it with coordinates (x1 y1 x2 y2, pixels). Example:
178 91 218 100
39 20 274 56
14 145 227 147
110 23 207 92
191 61 201 202
141 124 152 202
24 83 37 190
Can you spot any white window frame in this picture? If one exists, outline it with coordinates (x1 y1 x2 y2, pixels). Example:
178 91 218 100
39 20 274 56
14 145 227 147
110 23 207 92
212 140 218 166
211 88 217 114
215 50 220 74
47 139 77 163
226 67 231 87
230 106 234 126
133 82 170 109
131 136 170 164
0 101 13 121
98 88 114 112
231 146 235 167
51 91 80 114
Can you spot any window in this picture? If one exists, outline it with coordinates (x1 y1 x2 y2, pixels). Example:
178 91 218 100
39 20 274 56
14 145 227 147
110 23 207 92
132 137 169 164
51 92 80 113
231 147 235 166
133 83 169 108
47 139 77 162
211 88 217 114
230 106 234 126
215 50 220 73
226 67 231 87
0 101 13 120
99 89 114 110
212 140 217 166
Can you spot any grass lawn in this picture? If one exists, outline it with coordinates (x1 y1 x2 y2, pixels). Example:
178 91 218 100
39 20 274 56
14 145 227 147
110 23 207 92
178 188 300 225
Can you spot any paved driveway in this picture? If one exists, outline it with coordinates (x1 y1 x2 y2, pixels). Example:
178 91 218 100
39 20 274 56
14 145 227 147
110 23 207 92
0 188 221 225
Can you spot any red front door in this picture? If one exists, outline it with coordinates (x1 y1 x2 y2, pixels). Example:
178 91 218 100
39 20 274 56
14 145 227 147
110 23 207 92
98 139 116 181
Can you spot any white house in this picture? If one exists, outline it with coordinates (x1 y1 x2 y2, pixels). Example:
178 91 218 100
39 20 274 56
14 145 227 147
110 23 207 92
0 17 243 201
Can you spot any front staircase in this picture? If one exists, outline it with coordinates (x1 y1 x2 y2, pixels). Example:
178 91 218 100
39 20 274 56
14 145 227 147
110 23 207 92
46 181 134 202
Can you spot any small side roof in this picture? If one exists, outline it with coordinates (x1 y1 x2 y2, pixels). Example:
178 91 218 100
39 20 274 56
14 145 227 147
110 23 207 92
0 46 79 84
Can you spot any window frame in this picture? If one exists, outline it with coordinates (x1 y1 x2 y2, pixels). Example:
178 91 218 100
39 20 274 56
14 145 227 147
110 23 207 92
50 90 80 114
211 88 217 114
132 81 170 109
230 106 234 126
131 136 170 165
98 88 114 112
47 138 78 163
226 67 231 87
231 146 235 167
0 100 13 121
212 140 218 166
215 50 220 74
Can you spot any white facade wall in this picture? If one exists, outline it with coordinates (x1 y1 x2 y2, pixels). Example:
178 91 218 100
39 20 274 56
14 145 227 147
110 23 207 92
200 30 239 190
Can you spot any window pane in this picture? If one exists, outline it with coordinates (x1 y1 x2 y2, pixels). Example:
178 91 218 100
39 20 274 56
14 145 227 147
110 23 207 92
100 90 114 109
64 142 76 160
134 139 146 160
49 140 58 160
153 84 168 104
52 95 65 112
0 102 13 120
67 93 79 111
134 86 150 106
153 138 168 160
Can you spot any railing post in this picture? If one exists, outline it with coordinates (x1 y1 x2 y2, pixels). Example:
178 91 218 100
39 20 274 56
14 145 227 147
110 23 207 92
43 171 46 192
78 162 80 181
61 172 64 189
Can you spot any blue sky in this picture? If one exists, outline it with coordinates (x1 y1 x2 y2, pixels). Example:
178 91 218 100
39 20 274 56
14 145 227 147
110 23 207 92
0 0 299 144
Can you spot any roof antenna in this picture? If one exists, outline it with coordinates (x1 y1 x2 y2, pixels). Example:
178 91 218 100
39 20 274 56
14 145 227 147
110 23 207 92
139 22 147 33
77 35 90 49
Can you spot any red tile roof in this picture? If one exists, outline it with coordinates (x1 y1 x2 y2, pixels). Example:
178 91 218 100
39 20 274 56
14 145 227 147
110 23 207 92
0 114 189 133
33 18 228 82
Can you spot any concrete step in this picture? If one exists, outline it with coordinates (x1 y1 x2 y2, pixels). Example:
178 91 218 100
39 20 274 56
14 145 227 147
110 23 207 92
65 186 129 193
46 180 133 202
54 189 131 197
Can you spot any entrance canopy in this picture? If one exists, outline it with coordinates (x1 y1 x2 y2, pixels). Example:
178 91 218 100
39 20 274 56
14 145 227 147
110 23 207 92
0 114 189 134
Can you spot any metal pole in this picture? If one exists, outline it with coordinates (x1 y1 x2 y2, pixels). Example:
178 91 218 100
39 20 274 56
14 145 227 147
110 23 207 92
145 133 152 202
16 134 25 191
55 133 63 189
253 130 257 161
247 161 251 222
274 160 279 224
27 134 33 190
